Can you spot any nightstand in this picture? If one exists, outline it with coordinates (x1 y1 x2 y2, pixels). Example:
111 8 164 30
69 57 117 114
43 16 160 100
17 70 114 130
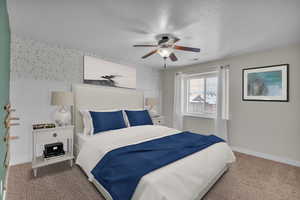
152 116 165 125
32 125 74 177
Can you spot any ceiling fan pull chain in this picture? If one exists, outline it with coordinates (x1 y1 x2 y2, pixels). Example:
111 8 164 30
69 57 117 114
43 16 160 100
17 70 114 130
164 57 167 69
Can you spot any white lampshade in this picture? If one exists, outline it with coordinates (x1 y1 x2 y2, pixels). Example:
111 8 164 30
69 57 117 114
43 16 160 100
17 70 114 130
145 98 159 117
145 98 158 107
51 91 74 106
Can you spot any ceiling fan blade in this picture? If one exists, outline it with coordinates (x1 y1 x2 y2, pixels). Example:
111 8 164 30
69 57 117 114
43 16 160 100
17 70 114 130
173 37 180 43
174 45 200 52
133 44 158 47
169 52 178 62
142 49 157 59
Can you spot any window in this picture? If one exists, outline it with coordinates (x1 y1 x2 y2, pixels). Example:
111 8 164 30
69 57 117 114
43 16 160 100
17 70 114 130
184 72 218 118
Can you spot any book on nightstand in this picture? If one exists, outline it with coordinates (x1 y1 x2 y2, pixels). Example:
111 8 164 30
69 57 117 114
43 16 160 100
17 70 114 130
32 123 56 130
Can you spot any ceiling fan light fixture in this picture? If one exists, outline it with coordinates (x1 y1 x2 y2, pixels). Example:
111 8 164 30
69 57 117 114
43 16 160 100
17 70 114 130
157 48 172 58
133 34 200 63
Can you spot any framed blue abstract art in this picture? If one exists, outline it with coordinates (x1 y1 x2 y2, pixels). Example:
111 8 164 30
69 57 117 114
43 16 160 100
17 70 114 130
243 64 289 102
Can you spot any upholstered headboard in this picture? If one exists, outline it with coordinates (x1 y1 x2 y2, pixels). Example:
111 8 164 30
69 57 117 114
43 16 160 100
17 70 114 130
72 84 144 133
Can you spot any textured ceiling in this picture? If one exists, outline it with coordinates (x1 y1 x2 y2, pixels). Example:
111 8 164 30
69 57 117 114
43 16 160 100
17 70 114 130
8 0 300 68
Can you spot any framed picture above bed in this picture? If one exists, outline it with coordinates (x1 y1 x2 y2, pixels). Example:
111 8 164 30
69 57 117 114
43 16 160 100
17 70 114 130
242 64 289 102
83 56 136 89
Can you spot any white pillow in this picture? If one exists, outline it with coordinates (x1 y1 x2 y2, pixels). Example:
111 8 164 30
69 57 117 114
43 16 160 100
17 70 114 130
79 110 93 135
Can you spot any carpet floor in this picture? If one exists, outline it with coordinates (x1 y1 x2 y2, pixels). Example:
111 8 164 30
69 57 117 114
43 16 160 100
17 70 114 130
7 152 300 200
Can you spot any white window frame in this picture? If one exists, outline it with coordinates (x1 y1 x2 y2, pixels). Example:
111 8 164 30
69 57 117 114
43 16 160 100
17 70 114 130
183 71 218 119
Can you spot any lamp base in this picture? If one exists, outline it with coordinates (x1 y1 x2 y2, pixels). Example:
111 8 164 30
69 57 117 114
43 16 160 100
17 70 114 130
148 109 159 118
53 107 71 127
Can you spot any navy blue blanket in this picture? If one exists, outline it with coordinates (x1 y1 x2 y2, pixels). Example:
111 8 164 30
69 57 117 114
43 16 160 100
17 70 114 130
91 132 224 200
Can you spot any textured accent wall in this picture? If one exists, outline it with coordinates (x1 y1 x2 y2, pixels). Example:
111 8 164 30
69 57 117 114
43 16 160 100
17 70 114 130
10 35 161 96
11 35 86 82
9 35 162 165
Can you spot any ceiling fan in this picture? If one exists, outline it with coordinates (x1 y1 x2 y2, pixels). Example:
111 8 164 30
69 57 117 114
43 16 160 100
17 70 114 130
133 34 201 64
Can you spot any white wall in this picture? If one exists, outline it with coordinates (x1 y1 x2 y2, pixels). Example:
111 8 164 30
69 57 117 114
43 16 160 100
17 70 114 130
162 44 300 164
10 36 162 165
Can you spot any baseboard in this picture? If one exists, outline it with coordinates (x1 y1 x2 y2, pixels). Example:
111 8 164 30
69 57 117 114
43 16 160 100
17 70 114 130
231 146 300 168
9 157 31 166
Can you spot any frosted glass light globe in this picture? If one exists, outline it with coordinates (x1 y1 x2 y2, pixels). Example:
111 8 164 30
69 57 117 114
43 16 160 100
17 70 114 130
158 48 172 58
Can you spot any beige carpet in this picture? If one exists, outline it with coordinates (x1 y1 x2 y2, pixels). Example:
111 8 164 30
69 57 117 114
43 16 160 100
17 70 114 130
7 152 300 200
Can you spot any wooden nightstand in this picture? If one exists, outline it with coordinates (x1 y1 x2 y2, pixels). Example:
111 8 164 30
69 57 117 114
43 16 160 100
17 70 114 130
152 116 165 125
32 126 74 177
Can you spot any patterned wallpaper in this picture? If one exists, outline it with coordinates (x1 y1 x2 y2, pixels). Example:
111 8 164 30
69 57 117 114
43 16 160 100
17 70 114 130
10 35 162 93
11 35 91 82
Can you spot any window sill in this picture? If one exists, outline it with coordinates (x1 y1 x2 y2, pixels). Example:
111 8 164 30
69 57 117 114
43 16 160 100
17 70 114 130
183 113 216 119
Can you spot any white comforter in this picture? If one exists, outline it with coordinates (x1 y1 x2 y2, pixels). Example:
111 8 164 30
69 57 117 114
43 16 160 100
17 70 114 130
76 125 235 200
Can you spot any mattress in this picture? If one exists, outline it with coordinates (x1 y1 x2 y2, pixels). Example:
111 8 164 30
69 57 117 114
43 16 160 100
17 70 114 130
74 132 92 155
76 125 235 200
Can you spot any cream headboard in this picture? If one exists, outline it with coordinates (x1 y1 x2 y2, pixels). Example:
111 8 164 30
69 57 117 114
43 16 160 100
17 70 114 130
72 84 144 133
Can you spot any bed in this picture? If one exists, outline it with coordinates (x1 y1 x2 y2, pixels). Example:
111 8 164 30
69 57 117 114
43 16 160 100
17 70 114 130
72 84 235 200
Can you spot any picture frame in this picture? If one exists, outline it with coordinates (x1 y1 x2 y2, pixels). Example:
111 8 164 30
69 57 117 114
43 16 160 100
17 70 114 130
242 64 289 102
83 56 136 89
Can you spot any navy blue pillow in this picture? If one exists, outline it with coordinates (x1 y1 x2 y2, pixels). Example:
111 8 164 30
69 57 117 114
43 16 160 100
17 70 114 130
125 110 153 127
89 110 126 134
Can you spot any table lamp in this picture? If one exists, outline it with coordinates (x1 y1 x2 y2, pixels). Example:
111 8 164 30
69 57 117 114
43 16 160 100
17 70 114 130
145 98 159 117
51 91 74 126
